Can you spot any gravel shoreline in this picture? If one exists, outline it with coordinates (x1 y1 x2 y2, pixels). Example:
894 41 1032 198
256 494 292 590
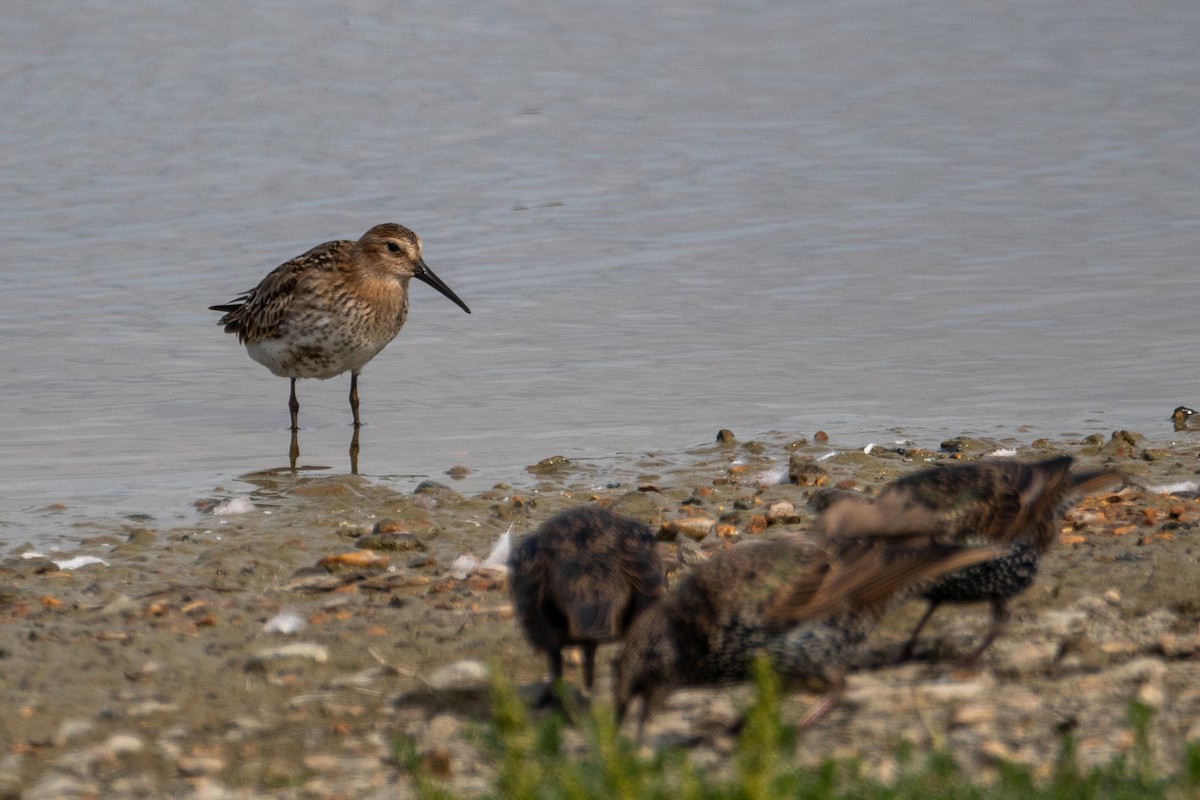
2 428 1199 798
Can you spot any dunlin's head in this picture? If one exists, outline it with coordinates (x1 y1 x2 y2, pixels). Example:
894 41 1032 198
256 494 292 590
356 224 471 314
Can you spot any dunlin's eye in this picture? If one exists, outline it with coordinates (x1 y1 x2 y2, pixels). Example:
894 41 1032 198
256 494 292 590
386 241 401 253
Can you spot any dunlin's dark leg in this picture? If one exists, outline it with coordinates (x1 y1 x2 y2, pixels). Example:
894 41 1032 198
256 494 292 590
349 373 362 428
289 428 300 471
288 378 300 432
349 426 360 475
960 598 1009 668
900 600 941 661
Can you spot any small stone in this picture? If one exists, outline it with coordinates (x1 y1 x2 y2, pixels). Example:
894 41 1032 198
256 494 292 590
421 748 454 779
318 550 390 571
527 455 569 474
995 640 1059 676
429 660 489 689
660 517 715 541
917 680 986 703
355 532 426 552
53 719 95 747
716 429 736 444
177 755 226 777
446 465 471 479
1111 657 1167 683
372 518 409 534
766 501 802 524
787 456 829 486
246 642 329 671
104 733 145 756
1137 682 1165 710
744 514 768 534
427 713 465 742
952 704 995 727
1041 609 1089 637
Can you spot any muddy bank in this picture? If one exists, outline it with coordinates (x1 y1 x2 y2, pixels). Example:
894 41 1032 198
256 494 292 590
1 428 1199 798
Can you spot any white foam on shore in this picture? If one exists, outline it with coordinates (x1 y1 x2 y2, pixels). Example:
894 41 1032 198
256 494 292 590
210 496 254 515
1150 481 1198 495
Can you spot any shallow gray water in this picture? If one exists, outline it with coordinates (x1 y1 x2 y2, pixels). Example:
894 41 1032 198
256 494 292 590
2 0 1199 552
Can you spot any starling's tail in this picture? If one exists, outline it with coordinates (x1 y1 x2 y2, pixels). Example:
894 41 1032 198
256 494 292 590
1069 468 1125 495
566 600 619 641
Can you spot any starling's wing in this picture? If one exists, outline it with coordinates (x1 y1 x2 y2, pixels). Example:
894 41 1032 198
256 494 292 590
820 457 1083 547
1069 468 1124 495
812 493 945 539
765 540 1006 622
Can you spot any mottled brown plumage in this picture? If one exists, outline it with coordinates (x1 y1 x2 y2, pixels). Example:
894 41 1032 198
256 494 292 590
613 526 1003 740
816 456 1124 664
509 506 667 706
210 224 470 431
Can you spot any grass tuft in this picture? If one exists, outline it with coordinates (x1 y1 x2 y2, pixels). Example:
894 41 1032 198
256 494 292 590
397 663 1200 800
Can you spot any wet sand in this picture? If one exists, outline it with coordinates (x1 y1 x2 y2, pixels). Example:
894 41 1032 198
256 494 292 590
2 427 1199 798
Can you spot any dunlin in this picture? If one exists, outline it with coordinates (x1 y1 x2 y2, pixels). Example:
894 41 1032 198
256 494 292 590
816 456 1123 665
614 514 1003 739
509 506 667 706
210 223 470 431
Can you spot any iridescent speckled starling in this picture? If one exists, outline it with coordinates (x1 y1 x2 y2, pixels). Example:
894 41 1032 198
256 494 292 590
1171 406 1197 432
509 506 667 706
816 456 1123 665
613 528 1002 739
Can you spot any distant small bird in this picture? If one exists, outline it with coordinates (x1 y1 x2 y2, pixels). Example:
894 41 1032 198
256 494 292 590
816 456 1123 665
210 224 470 431
614 526 1003 740
1171 406 1197 432
509 506 667 706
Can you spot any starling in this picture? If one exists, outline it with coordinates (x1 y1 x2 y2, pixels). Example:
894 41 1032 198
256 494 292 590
613 528 1003 739
816 456 1123 665
509 506 667 706
1171 406 1196 432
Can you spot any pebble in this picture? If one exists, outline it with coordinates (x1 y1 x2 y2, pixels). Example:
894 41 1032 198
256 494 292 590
995 640 1060 676
661 516 715 541
246 642 329 670
355 531 426 552
52 719 95 747
766 500 802 524
429 660 489 689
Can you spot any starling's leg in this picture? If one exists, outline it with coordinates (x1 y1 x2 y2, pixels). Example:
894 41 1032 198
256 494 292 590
536 649 565 708
288 378 300 431
797 669 846 730
349 373 362 428
900 600 941 661
581 642 598 691
960 598 1008 668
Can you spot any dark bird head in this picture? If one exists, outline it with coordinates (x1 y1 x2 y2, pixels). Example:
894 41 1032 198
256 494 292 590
1171 406 1196 431
612 608 678 741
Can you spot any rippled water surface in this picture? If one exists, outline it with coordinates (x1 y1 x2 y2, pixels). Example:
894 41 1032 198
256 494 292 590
2 0 1199 550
